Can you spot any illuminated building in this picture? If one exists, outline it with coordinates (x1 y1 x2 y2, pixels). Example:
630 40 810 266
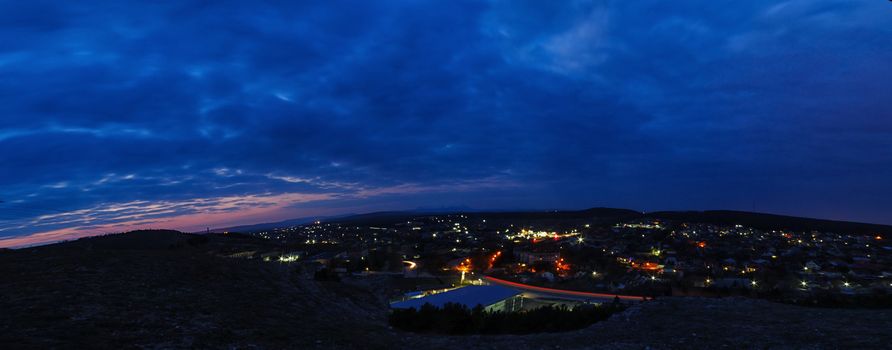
390 285 523 312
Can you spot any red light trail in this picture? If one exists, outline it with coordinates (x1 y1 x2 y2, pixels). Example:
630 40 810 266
484 276 646 301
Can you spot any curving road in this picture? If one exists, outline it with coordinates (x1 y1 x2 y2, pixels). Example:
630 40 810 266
484 275 646 301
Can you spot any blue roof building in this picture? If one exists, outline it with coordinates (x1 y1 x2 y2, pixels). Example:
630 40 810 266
390 285 522 312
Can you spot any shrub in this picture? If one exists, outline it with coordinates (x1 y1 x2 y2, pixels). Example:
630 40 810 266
389 301 627 335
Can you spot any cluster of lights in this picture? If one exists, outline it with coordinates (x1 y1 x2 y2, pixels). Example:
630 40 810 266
279 255 300 263
457 258 472 283
506 229 580 242
260 212 888 299
555 258 571 271
617 222 662 229
488 251 502 268
630 261 663 271
456 258 472 272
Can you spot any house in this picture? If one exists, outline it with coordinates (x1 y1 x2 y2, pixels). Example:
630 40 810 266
805 261 821 271
514 250 559 264
224 250 256 259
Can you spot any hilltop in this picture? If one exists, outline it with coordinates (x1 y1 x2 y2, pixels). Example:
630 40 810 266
2 230 891 349
649 210 892 235
228 207 892 236
323 207 641 227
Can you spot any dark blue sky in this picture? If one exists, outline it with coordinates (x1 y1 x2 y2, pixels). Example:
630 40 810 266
2 1 891 247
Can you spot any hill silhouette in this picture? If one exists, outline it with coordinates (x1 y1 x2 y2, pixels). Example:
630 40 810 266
322 207 890 236
212 207 891 237
649 210 892 235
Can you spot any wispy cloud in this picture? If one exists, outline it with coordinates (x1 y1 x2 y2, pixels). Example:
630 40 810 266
0 176 519 248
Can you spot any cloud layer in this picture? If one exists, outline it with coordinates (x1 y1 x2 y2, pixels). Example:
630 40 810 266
1 1 891 247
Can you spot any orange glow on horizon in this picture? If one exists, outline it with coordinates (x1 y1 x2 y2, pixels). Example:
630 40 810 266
0 192 337 249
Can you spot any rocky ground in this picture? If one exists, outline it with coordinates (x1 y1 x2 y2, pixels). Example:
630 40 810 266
2 231 890 349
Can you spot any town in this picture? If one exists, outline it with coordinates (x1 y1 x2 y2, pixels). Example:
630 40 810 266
221 210 892 310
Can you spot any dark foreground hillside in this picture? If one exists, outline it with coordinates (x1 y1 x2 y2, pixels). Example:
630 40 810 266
0 231 391 349
2 231 890 349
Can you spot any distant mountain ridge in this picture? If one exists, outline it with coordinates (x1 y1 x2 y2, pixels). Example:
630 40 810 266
210 215 346 233
648 210 892 235
323 207 643 226
211 207 477 232
216 207 892 236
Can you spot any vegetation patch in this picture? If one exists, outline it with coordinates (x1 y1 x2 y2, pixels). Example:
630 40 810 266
389 301 627 335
